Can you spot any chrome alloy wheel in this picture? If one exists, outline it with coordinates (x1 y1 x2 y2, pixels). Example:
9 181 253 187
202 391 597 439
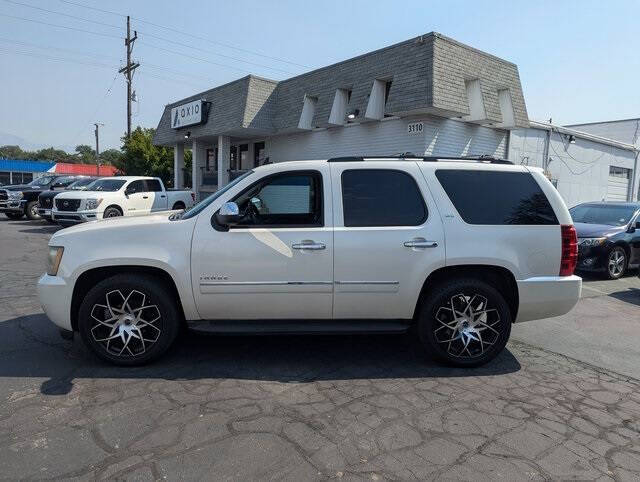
433 293 501 359
608 250 625 278
90 289 162 357
31 203 39 217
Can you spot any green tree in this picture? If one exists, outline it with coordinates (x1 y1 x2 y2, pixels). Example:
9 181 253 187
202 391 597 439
74 144 95 162
0 145 27 159
99 148 123 166
34 147 75 162
118 127 175 185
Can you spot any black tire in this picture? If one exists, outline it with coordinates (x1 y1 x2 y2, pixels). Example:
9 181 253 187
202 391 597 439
605 246 627 280
25 200 41 220
5 212 24 220
172 202 185 210
417 277 512 367
78 274 181 366
103 206 122 218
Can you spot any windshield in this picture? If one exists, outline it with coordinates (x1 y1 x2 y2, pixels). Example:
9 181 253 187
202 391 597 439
68 178 97 190
28 176 57 187
179 170 254 220
569 204 638 226
88 179 126 192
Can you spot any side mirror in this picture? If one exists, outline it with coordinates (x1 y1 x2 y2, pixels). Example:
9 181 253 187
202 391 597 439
124 188 133 197
628 221 640 233
215 201 240 227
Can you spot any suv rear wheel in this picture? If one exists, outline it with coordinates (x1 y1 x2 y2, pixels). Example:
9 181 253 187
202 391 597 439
78 274 180 366
417 277 512 367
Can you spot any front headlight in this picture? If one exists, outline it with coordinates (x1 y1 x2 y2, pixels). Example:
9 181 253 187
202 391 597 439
85 198 103 210
46 246 64 276
8 191 23 200
578 237 606 247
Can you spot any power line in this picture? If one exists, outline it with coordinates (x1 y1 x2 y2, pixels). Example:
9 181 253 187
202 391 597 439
1 0 121 30
0 37 219 83
6 0 296 74
58 0 309 69
137 30 295 75
0 47 117 69
0 12 122 40
137 40 253 75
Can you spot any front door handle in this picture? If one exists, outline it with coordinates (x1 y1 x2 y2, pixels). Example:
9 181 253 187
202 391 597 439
404 238 438 248
142 195 149 199
292 240 326 250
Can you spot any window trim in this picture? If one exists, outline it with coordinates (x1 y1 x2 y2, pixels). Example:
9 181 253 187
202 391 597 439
341 168 428 228
228 169 324 229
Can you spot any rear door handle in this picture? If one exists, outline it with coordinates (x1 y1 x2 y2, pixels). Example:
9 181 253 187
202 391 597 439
142 195 149 199
160 195 166 198
292 240 326 250
404 239 438 248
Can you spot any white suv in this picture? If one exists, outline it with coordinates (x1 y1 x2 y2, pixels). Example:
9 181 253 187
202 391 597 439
37 156 581 367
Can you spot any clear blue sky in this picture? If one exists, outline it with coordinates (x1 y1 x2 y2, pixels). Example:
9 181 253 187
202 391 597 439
0 0 638 151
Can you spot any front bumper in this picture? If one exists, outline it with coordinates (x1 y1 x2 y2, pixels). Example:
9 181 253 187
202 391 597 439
0 199 25 213
52 209 100 224
576 244 609 271
37 273 73 331
38 208 52 219
515 275 581 323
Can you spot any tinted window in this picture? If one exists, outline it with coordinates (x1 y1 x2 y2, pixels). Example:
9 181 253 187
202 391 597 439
127 180 146 194
569 204 637 226
89 179 126 192
145 179 163 192
435 170 558 225
232 171 322 227
341 169 427 227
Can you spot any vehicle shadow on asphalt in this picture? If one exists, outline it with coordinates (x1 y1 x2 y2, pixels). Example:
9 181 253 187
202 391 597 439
608 287 640 307
0 218 63 234
1 314 521 396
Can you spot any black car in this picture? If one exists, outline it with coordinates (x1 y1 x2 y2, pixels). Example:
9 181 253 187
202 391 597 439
38 177 99 223
570 202 640 279
0 175 83 220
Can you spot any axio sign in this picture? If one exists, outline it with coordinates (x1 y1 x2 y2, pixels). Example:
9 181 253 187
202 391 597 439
171 99 205 129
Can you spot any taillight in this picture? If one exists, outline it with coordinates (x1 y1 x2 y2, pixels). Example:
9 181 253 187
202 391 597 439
560 224 577 276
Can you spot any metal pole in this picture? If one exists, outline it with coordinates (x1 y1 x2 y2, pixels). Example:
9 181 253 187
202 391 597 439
94 123 103 175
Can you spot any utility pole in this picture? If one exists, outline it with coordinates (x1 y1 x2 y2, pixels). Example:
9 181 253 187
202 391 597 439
119 16 139 138
94 123 103 175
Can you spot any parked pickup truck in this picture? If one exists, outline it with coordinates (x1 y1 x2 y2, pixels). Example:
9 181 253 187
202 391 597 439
51 176 195 224
1 175 80 220
38 176 100 223
38 156 581 367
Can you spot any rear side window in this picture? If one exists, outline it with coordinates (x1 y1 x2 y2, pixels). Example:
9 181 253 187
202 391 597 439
435 169 558 225
145 179 163 192
342 169 427 227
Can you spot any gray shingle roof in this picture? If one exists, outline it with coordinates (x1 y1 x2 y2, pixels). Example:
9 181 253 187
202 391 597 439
153 32 528 146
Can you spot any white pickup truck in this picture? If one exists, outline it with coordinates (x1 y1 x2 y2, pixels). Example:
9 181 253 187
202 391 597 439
51 176 194 224
38 156 581 367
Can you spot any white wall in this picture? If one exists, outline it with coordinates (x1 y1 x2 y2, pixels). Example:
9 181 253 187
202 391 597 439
509 127 639 207
266 116 508 162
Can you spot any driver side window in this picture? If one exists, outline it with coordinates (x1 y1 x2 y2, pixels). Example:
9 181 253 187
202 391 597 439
231 171 323 227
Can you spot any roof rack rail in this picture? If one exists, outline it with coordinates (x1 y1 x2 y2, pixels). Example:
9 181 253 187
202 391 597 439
327 155 513 165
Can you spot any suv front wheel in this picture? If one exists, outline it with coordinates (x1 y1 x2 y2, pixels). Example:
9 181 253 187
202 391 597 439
417 278 512 367
78 274 181 366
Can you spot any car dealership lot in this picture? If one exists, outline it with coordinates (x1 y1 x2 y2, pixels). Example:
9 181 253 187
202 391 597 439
1 218 639 480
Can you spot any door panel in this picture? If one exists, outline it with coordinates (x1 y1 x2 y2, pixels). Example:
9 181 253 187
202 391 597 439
191 165 334 320
331 162 445 319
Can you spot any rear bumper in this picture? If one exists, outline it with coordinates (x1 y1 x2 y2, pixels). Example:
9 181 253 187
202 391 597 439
515 275 581 323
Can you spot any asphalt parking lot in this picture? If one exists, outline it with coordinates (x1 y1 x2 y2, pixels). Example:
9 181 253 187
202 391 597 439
1 218 639 480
